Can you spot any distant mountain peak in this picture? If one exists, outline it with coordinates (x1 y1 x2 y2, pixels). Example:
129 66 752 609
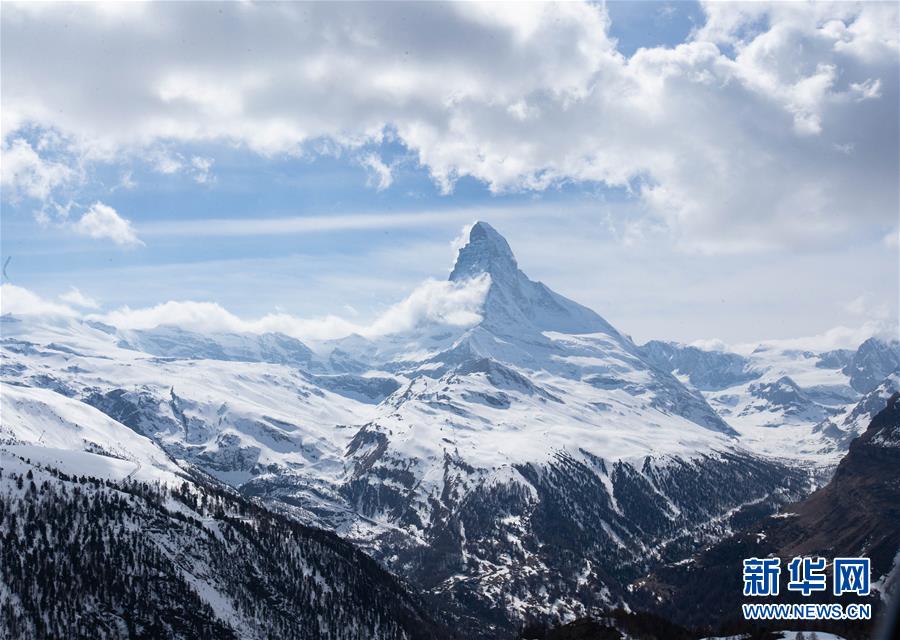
843 335 900 393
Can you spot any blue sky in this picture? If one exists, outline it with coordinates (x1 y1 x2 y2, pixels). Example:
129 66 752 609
1 1 898 347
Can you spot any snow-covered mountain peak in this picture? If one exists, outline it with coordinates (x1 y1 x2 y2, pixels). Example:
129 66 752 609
449 221 518 283
448 221 620 338
843 336 900 393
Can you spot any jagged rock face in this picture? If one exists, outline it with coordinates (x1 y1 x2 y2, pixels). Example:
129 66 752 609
745 376 825 418
843 337 900 393
640 341 758 391
815 372 900 448
635 395 900 629
817 348 854 370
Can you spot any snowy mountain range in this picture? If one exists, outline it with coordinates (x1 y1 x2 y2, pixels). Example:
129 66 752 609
2 222 898 637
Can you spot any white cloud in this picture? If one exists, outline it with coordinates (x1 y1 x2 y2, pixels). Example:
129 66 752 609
360 153 393 191
95 300 360 340
732 319 898 354
190 156 214 184
845 295 867 316
151 150 184 175
0 284 78 317
0 138 74 201
90 274 490 341
148 150 214 184
72 202 143 247
843 293 891 321
687 338 730 352
2 2 896 252
59 287 99 309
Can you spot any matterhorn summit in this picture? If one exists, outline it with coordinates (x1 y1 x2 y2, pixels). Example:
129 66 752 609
450 221 622 337
450 221 520 282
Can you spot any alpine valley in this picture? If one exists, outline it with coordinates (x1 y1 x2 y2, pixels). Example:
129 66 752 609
2 222 898 639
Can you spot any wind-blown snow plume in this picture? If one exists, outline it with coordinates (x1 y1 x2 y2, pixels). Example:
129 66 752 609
366 274 490 335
